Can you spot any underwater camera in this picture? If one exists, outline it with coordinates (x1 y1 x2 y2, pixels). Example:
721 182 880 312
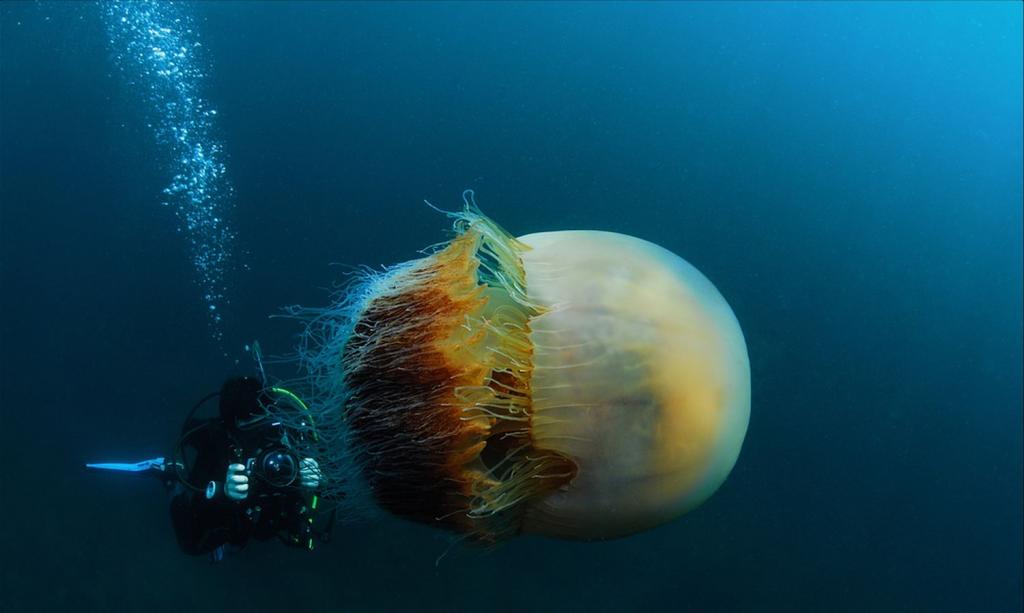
244 447 300 489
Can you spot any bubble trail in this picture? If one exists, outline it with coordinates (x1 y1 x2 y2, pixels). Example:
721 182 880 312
102 0 235 344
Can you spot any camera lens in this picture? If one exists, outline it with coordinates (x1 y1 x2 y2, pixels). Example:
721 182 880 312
259 449 298 487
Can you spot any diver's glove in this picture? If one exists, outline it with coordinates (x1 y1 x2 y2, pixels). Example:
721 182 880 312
299 458 321 490
224 463 249 501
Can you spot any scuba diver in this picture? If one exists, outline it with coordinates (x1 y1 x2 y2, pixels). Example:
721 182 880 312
87 371 334 562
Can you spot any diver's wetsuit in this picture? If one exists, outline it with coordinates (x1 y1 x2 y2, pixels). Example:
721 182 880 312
169 378 311 556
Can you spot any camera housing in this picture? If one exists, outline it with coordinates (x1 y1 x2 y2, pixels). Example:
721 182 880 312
245 448 300 489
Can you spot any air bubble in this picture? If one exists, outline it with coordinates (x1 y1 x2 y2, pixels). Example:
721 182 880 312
103 0 235 346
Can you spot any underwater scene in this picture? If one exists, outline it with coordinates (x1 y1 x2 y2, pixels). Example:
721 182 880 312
0 1 1021 612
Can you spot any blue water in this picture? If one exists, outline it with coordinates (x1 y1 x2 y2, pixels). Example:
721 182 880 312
1 2 1020 612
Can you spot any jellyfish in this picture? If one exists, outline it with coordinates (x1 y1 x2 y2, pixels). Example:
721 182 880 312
281 198 750 542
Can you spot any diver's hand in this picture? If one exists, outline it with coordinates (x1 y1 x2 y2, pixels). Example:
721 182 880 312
224 463 249 501
299 458 321 490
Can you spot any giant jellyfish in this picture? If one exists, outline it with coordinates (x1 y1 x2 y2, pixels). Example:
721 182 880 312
279 198 750 542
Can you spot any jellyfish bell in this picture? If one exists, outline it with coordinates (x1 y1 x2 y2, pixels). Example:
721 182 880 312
287 205 749 542
517 230 750 539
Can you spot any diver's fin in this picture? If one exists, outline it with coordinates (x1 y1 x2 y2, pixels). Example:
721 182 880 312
85 457 167 473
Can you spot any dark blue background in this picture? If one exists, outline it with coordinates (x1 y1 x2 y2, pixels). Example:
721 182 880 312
1 2 1021 612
